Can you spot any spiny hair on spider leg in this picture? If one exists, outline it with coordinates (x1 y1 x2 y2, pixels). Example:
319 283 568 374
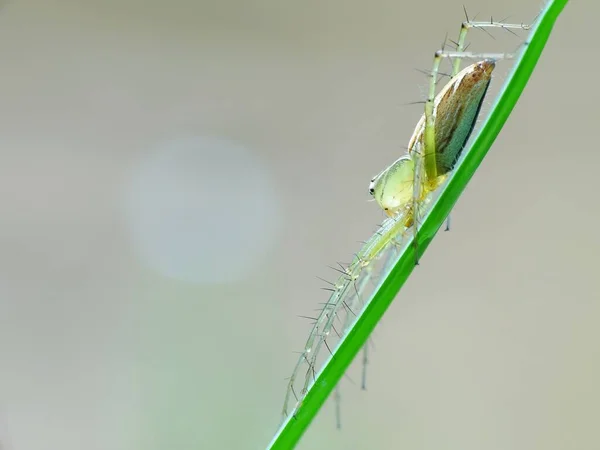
297 315 318 322
327 264 348 276
316 275 336 286
341 300 357 316
330 323 341 338
317 301 337 309
415 67 453 80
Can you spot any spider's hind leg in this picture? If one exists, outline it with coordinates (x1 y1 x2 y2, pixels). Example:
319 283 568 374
445 15 530 230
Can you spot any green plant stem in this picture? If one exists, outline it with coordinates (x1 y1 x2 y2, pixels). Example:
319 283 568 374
267 1 568 448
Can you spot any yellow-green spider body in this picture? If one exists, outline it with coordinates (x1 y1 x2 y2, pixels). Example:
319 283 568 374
369 59 495 220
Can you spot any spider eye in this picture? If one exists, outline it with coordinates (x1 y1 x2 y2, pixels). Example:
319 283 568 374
369 187 374 195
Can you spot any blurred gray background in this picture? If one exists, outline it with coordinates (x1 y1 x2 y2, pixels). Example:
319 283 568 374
0 0 594 449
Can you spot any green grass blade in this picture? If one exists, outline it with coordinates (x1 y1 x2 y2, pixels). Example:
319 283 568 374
267 1 568 448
